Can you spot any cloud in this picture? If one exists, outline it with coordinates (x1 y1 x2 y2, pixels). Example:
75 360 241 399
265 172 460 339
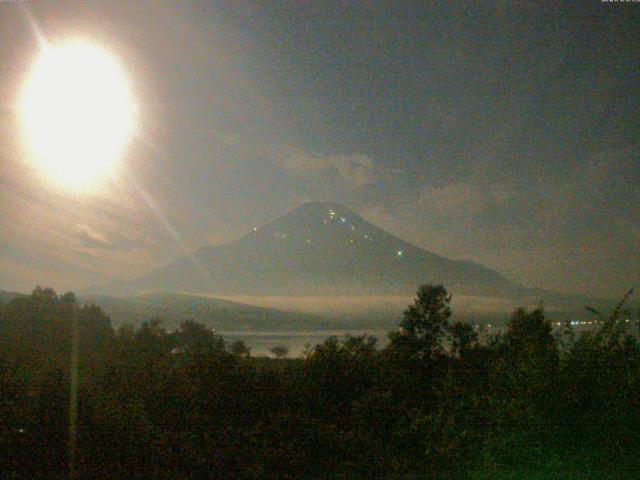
74 223 149 253
415 182 515 219
281 151 377 190
76 224 111 248
0 241 109 293
418 183 488 217
357 147 640 297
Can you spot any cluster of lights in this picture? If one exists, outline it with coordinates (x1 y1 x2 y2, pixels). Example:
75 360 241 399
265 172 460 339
324 210 407 258
474 324 493 330
552 319 631 327
472 319 634 332
325 209 374 243
553 321 597 326
265 209 408 260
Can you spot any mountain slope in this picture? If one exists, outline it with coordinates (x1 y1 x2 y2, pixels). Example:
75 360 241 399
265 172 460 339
0 288 338 331
89 202 527 298
82 292 336 331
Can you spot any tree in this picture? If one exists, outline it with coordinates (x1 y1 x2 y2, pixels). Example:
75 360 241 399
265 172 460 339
585 288 635 347
271 345 289 359
490 307 558 424
229 339 251 358
389 284 452 362
449 321 478 356
176 319 226 355
504 307 556 358
343 335 378 358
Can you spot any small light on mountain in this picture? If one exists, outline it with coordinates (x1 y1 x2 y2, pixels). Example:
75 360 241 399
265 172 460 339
253 227 257 231
397 250 403 256
341 217 346 223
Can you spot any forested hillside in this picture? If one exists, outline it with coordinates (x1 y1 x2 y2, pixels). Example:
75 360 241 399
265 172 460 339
1 286 639 479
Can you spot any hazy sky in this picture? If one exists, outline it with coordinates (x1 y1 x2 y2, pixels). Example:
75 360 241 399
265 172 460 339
0 1 638 296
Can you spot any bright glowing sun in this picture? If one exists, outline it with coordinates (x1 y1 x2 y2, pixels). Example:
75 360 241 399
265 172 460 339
20 41 135 190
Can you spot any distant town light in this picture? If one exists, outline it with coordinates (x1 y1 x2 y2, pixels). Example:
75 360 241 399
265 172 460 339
397 250 403 256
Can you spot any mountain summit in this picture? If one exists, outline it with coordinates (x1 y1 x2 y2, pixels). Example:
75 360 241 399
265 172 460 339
90 202 524 297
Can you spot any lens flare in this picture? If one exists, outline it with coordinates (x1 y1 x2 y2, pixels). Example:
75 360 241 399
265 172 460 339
19 40 136 190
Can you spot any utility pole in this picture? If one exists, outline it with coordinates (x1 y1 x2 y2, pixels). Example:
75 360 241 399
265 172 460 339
68 304 80 480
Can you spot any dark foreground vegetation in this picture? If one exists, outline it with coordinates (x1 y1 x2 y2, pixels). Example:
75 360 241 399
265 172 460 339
1 285 639 479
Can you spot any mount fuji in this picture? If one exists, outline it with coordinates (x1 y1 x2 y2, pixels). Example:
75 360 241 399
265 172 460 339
88 202 532 300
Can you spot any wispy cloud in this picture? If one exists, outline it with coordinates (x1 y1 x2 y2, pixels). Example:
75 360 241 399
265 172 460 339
76 224 111 248
281 150 377 191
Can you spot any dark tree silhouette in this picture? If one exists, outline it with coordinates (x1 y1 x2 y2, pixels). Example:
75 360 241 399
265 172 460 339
449 321 478 356
389 284 452 362
271 345 289 358
229 339 251 358
1 284 639 479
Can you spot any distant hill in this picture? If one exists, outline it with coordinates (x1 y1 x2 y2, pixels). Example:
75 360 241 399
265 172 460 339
81 292 339 332
87 202 533 299
2 287 629 334
0 288 341 331
0 289 24 303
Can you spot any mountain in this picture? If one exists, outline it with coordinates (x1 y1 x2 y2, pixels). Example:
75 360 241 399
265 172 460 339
88 201 532 299
81 292 337 332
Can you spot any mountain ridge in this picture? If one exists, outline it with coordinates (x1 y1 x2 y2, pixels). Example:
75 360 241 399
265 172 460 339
85 201 532 299
81 291 338 331
0 288 339 331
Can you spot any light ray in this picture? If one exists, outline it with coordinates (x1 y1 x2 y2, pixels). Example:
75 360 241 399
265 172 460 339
125 171 215 291
23 9 49 50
